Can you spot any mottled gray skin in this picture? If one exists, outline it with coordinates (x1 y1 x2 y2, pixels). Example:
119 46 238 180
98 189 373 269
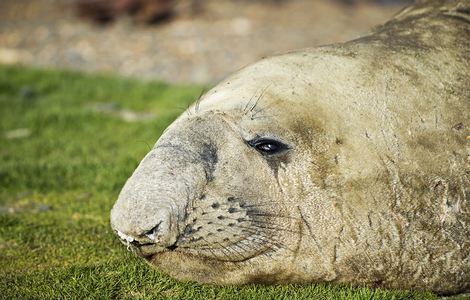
110 0 469 295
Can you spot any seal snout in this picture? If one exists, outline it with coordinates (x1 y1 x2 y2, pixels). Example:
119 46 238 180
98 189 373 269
110 142 210 257
111 203 179 254
115 221 165 245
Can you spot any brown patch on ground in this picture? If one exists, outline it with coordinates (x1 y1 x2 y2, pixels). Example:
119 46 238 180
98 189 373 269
0 0 407 83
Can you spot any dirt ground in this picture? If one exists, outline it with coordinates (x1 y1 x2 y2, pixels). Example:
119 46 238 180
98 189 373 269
0 0 408 84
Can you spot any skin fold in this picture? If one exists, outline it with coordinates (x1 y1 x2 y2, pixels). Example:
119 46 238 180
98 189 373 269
110 0 469 295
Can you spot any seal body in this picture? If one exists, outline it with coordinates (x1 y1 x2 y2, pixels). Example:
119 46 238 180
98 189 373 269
111 0 469 295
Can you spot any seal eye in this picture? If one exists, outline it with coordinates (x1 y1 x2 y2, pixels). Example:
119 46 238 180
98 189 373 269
248 138 290 156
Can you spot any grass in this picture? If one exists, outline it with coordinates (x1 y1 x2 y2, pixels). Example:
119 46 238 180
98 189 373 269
0 64 440 299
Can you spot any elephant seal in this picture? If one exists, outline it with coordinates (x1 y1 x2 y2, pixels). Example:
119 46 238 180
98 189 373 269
110 0 469 295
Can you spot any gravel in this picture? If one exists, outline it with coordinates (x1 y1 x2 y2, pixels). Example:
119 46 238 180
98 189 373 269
0 0 407 84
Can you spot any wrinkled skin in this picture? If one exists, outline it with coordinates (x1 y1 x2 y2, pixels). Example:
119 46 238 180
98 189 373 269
110 0 470 295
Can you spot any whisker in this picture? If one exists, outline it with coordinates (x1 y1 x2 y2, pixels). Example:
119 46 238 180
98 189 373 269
216 222 289 257
199 237 223 260
213 241 245 267
226 243 250 261
194 220 281 256
240 227 298 254
248 220 303 236
195 215 301 237
248 217 297 228
135 140 152 151
249 83 271 114
175 103 192 116
246 211 299 220
249 115 274 120
242 93 257 114
193 88 206 114
211 218 299 252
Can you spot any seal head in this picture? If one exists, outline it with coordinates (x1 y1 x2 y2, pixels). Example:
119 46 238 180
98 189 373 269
111 0 470 295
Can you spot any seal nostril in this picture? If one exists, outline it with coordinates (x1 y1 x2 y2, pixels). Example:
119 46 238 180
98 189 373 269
130 240 153 246
166 242 178 251
144 221 163 241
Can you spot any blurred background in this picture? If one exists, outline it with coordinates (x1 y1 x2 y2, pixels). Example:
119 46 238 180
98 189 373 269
0 0 412 84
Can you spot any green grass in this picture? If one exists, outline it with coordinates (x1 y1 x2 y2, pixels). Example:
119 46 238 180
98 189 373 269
0 64 439 299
